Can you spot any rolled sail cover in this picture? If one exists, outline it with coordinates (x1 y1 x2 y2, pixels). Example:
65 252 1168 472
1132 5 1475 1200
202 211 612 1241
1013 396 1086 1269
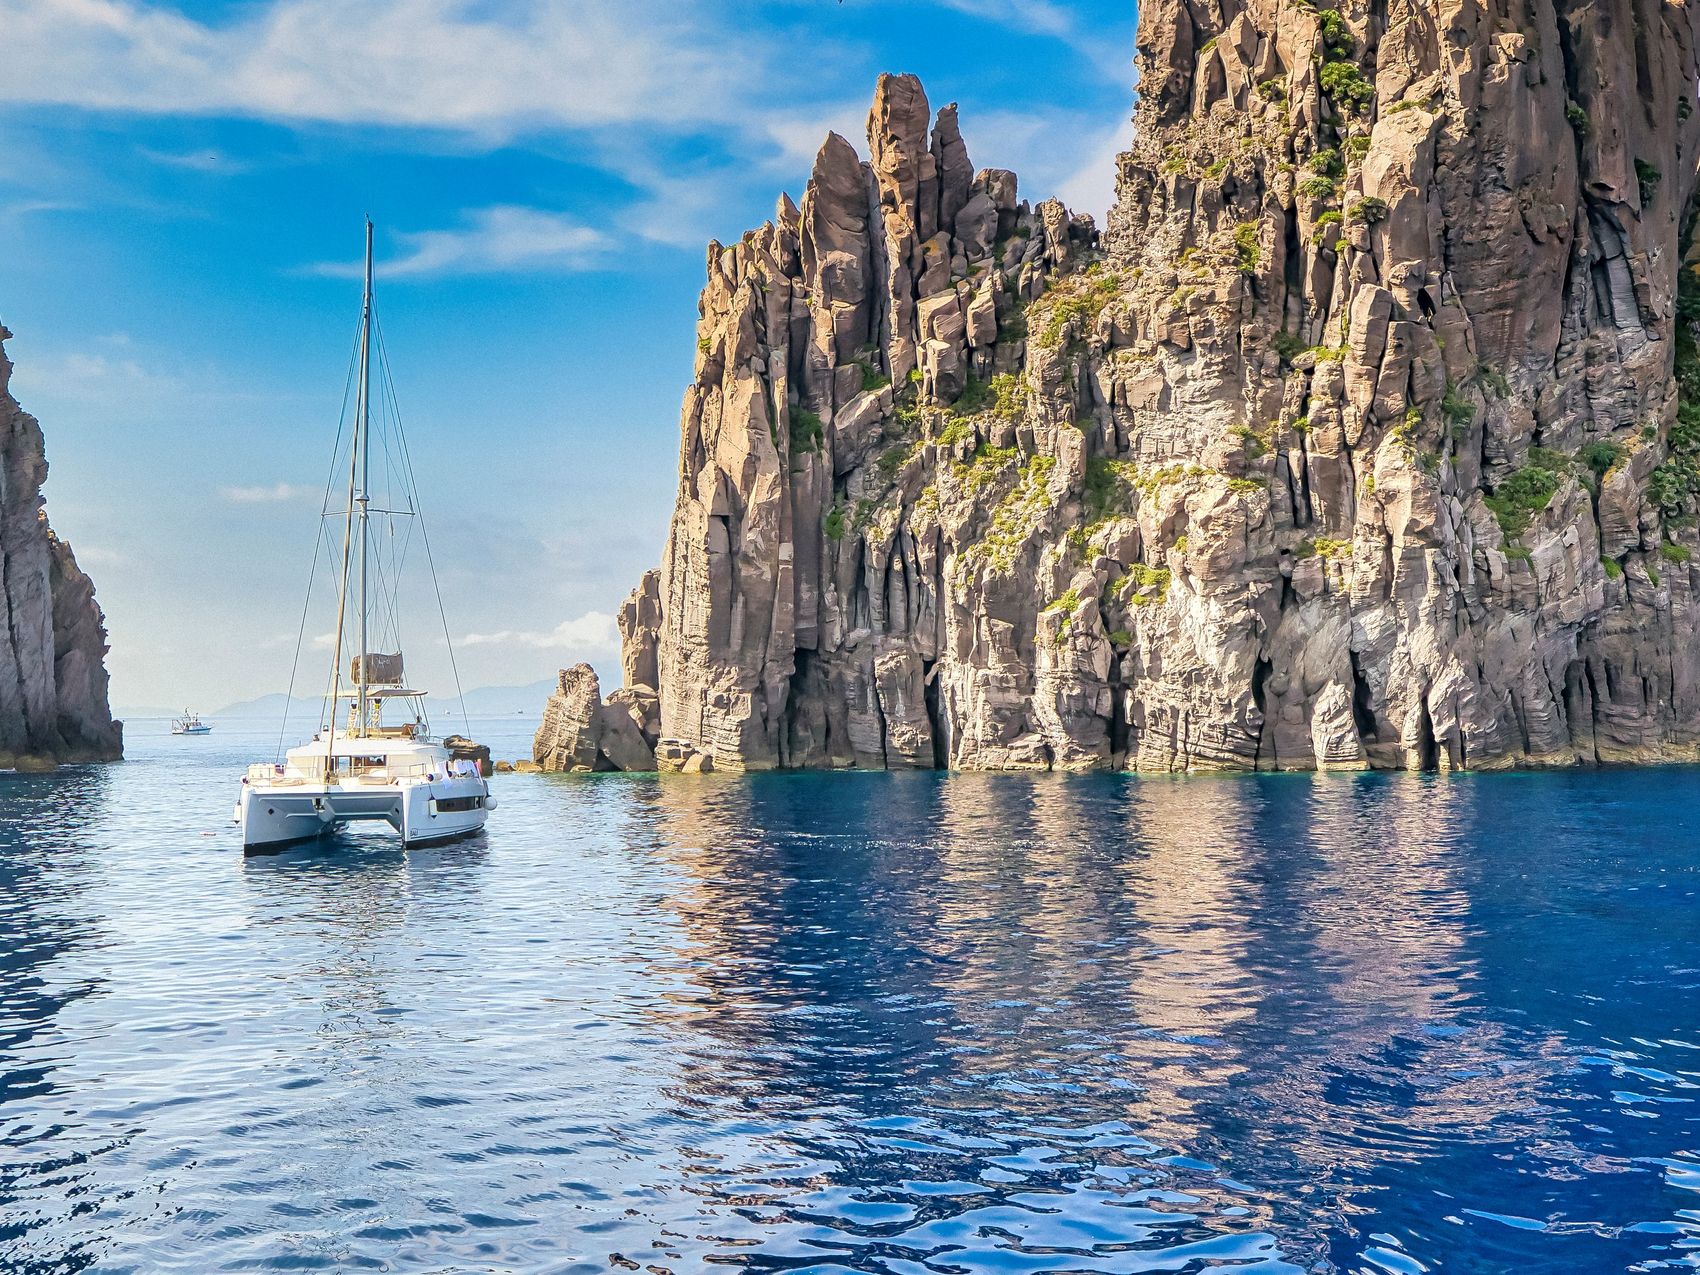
351 652 403 685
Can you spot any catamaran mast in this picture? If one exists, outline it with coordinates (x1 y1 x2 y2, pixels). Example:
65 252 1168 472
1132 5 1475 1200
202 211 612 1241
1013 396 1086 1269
355 218 373 737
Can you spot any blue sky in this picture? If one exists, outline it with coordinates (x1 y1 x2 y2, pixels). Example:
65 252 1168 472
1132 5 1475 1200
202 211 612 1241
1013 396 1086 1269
0 0 1137 714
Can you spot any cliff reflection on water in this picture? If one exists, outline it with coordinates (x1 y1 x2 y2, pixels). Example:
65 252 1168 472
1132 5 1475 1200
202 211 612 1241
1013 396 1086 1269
2 732 1699 1273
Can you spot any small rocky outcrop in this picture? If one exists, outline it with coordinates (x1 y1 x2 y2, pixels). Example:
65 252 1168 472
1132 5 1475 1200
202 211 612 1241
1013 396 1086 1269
0 326 121 767
533 664 657 773
562 0 1700 774
442 734 493 777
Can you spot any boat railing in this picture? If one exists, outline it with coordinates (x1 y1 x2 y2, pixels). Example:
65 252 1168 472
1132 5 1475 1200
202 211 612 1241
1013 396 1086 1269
248 759 449 786
246 762 323 785
347 760 438 782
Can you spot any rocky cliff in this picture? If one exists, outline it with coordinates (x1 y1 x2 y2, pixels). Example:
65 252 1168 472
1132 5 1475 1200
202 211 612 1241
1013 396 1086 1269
558 0 1700 774
0 327 121 766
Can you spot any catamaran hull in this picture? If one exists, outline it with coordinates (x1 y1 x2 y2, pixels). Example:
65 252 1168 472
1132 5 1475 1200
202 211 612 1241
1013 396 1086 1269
238 776 490 853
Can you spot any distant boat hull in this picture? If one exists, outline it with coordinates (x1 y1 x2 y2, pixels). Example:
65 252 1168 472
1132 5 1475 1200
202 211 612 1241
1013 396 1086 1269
173 724 213 736
237 769 490 853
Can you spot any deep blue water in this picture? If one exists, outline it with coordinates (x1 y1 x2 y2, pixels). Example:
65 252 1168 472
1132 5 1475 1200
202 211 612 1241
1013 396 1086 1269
3 719 1700 1273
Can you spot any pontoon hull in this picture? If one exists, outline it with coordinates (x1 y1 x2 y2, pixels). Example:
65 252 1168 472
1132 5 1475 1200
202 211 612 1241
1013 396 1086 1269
238 774 490 853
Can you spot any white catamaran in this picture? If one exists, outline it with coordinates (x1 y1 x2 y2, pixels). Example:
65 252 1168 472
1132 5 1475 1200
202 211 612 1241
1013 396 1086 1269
236 221 494 854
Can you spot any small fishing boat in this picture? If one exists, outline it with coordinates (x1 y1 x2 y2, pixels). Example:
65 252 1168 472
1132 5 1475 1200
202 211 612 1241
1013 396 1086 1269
235 221 493 854
172 711 213 736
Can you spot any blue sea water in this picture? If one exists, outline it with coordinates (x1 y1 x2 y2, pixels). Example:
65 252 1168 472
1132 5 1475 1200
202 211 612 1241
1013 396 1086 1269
3 718 1700 1273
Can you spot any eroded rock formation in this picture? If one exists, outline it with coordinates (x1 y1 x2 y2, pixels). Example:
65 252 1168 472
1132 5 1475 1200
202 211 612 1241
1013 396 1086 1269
576 0 1700 773
0 326 121 767
534 663 657 773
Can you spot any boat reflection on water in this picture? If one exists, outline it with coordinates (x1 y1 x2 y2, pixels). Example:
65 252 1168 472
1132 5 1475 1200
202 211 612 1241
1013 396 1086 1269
5 762 1700 1274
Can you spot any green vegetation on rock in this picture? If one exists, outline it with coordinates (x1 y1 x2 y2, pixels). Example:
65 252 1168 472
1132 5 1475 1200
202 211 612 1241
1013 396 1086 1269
823 501 846 541
957 454 1057 577
791 407 824 454
1233 222 1260 273
952 373 1028 420
1636 158 1662 204
1031 267 1122 351
1348 196 1389 225
1043 587 1083 615
858 358 890 393
1485 464 1560 538
1084 457 1141 522
1125 562 1172 606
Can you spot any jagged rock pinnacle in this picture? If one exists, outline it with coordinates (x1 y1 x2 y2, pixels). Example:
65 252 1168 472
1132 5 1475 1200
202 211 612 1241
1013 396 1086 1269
571 5 1700 773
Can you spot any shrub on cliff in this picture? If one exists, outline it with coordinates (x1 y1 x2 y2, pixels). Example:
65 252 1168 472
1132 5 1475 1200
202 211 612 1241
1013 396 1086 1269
1486 465 1560 538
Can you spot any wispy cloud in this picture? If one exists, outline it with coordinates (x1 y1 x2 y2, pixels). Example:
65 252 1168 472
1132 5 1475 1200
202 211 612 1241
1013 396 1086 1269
933 0 1076 40
221 481 313 503
0 0 1133 273
308 206 611 279
138 147 245 173
69 544 125 567
394 206 606 277
931 0 1131 82
460 610 618 652
10 348 178 403
0 0 767 136
758 98 870 173
0 198 81 218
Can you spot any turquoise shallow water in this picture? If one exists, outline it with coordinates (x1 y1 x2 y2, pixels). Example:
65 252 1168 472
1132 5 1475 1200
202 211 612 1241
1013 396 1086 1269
4 718 1700 1273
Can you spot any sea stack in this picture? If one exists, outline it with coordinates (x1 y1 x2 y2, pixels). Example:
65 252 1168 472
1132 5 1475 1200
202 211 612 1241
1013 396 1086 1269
568 0 1700 773
0 326 122 766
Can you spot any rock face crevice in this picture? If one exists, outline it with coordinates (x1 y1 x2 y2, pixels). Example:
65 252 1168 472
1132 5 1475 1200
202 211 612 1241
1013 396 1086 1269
564 0 1700 773
0 326 121 766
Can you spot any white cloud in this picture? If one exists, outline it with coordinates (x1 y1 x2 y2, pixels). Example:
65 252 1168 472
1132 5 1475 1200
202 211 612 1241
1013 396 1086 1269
11 348 178 402
221 481 313 503
460 610 618 652
0 0 1136 274
933 0 1075 40
310 206 611 279
931 0 1132 82
759 98 870 173
0 0 766 137
604 161 741 251
1054 106 1137 225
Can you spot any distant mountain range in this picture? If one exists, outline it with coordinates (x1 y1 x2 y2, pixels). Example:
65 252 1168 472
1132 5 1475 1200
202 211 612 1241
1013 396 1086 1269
119 676 577 720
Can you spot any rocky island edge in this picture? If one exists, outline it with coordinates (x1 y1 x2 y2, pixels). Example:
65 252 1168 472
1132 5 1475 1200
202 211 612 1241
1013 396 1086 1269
0 327 122 768
536 0 1700 777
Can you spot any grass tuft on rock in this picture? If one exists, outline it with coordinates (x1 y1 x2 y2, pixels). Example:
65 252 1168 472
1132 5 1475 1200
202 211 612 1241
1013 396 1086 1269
1485 464 1560 538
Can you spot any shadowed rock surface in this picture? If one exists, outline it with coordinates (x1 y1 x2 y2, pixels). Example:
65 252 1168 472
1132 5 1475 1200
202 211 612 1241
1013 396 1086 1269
0 326 121 766
574 0 1700 773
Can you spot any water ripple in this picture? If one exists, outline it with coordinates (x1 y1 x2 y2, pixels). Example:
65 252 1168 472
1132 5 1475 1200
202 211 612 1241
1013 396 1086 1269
2 723 1700 1271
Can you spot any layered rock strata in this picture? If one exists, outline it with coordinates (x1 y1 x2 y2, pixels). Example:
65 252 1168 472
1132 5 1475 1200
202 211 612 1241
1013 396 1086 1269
0 327 121 766
570 0 1700 773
